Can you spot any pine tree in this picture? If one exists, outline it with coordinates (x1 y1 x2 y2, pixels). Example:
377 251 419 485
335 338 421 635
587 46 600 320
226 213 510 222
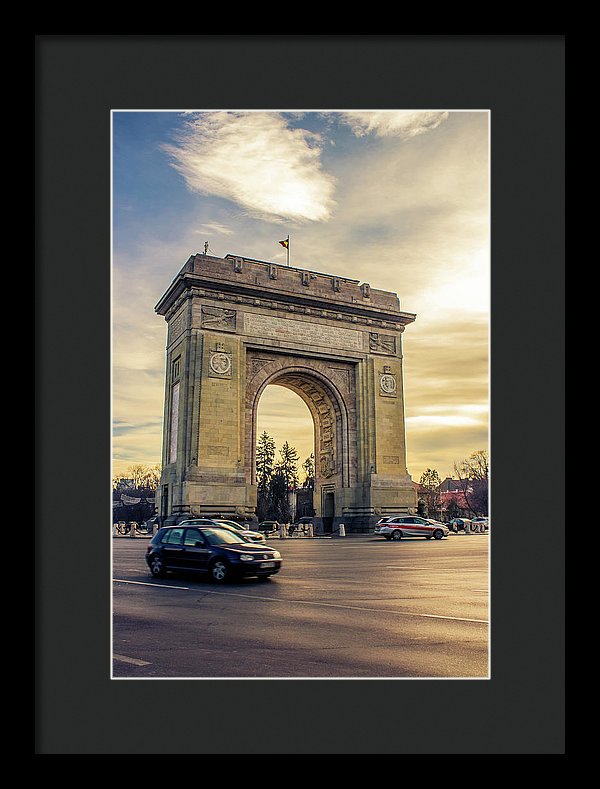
302 453 315 489
275 441 300 490
256 431 275 491
256 431 276 522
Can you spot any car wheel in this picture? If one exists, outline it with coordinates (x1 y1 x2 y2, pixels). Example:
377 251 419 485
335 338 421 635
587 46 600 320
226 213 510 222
384 535 392 540
391 530 403 541
149 555 165 577
433 529 444 540
210 559 230 583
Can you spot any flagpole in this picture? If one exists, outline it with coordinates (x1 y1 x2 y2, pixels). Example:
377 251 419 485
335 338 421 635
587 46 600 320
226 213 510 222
287 235 290 267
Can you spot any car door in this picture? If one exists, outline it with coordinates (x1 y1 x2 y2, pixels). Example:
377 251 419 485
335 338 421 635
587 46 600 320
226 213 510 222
389 517 408 534
397 517 417 536
181 528 211 572
411 517 433 537
160 527 186 568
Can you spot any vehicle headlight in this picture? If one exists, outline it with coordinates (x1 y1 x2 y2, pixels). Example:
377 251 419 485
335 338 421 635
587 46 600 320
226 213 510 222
239 554 254 562
272 550 281 560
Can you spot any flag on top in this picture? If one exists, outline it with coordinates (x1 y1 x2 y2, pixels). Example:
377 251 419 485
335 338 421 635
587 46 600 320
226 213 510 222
279 238 289 249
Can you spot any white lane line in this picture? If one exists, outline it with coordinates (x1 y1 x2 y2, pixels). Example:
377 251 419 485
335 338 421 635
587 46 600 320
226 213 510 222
112 580 488 624
113 579 190 590
113 654 151 666
385 567 484 571
201 588 489 625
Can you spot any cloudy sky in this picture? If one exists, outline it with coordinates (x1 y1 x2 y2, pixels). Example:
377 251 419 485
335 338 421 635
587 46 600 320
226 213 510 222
112 109 489 484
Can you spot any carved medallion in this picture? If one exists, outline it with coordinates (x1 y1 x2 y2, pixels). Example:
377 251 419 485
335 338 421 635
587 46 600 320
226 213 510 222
209 344 232 378
379 372 397 397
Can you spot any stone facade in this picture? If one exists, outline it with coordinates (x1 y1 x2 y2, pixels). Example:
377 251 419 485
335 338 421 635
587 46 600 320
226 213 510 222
155 253 417 533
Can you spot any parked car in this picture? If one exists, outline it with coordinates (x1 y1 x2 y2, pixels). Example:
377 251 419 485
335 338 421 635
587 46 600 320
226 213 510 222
146 524 282 583
471 517 489 532
448 518 472 533
211 518 266 543
257 520 280 533
374 516 449 541
178 518 264 543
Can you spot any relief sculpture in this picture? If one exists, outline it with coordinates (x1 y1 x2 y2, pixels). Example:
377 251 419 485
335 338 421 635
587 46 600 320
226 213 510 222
320 452 335 478
201 306 236 332
369 332 397 355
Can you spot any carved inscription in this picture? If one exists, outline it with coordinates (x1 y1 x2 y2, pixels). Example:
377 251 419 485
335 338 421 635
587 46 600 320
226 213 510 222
383 455 400 465
168 307 187 344
201 306 236 333
244 313 362 351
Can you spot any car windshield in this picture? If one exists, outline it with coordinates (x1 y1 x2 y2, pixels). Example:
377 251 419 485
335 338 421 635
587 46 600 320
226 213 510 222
202 527 249 545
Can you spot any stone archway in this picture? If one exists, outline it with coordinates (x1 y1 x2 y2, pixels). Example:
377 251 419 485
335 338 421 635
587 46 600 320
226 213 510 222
246 354 356 531
155 252 417 532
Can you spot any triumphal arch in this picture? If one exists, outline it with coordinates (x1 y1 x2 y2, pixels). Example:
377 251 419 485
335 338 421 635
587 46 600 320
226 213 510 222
155 253 417 533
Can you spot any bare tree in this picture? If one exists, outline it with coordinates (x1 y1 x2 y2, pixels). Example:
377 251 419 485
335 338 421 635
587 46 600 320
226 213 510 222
453 450 489 516
419 468 442 521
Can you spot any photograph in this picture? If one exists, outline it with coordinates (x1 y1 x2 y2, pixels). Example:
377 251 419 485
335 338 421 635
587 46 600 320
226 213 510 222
111 109 490 679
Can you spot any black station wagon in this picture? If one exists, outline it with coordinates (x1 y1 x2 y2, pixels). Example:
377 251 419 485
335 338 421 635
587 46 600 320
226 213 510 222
146 525 282 583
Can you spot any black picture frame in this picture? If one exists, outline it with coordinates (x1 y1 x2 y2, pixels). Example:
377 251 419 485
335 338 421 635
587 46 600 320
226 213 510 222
36 35 565 754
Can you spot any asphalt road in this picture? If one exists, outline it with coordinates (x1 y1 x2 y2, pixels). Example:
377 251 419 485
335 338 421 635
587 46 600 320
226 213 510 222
112 532 489 679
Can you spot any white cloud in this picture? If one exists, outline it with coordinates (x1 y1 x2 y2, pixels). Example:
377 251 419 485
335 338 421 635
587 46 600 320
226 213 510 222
163 112 336 222
339 110 449 139
194 222 233 236
406 415 483 428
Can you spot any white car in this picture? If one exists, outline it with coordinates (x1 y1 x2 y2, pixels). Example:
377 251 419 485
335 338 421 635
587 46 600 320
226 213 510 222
374 516 450 541
178 518 267 543
211 518 267 543
471 517 489 532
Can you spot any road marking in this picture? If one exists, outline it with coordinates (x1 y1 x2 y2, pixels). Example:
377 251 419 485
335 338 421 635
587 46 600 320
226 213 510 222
113 579 190 590
201 589 489 625
112 580 488 624
113 654 151 666
385 567 484 571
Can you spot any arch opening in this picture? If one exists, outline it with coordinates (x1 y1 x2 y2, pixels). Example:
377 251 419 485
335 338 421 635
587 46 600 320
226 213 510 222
256 385 316 524
246 356 355 532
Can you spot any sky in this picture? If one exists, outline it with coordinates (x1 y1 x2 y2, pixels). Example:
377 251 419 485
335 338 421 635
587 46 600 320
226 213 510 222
112 109 489 484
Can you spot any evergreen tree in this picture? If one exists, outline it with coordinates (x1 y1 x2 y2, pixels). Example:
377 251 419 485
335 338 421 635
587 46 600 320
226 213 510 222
275 441 300 490
256 431 275 491
302 453 315 489
255 431 276 522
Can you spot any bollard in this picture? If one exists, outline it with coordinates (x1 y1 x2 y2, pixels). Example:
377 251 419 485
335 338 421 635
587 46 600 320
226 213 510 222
308 524 314 538
279 522 287 539
465 521 471 534
113 523 118 536
339 523 346 537
129 522 137 538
